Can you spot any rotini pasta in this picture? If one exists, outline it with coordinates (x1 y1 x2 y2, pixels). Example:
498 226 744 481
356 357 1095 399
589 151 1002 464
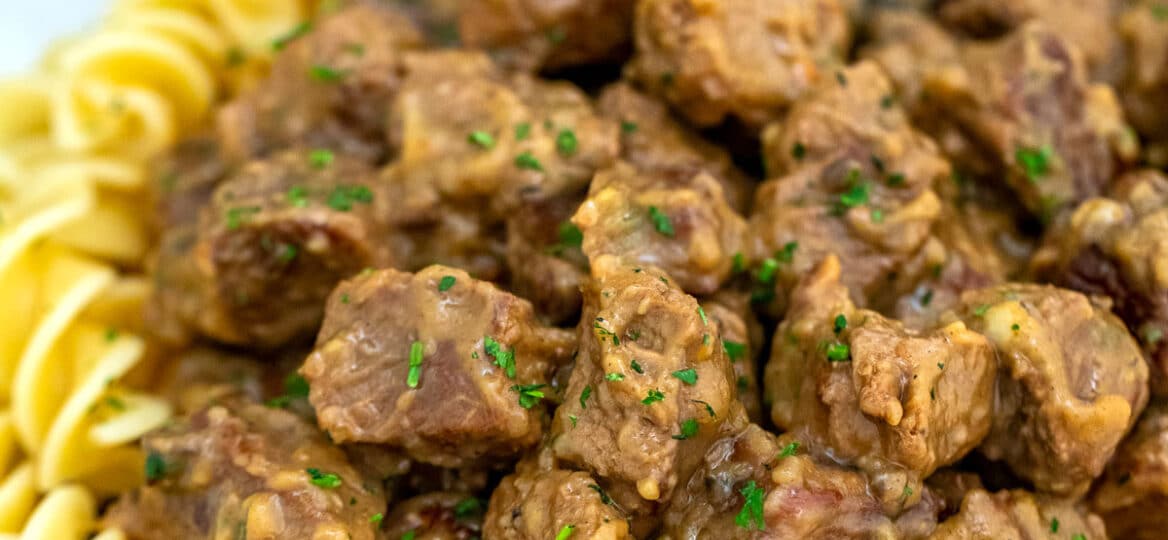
0 0 312 537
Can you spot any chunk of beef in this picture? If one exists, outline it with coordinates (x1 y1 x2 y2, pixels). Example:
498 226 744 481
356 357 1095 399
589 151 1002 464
150 136 227 231
935 0 1123 82
458 0 635 71
156 348 265 414
1033 170 1168 394
505 192 588 324
751 61 948 313
147 150 391 348
549 255 745 531
860 10 960 113
103 401 385 540
1118 3 1168 164
918 22 1138 218
701 292 764 422
955 284 1149 495
484 468 631 539
931 489 1106 540
662 424 937 538
573 162 748 296
216 3 424 163
1090 402 1168 540
626 0 852 130
384 492 483 540
302 265 574 468
596 83 754 212
765 256 996 509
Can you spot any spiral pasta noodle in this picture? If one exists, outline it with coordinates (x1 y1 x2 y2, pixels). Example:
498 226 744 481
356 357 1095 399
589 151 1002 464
0 0 311 537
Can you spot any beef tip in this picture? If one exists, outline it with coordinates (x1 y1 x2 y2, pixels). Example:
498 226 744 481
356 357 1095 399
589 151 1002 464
548 255 745 531
216 3 423 164
931 489 1107 540
458 0 635 71
701 292 764 422
751 61 948 313
505 192 589 324
764 256 996 510
955 283 1150 495
596 82 754 212
103 401 385 540
484 467 632 539
301 265 574 468
935 0 1124 82
1033 170 1168 394
147 150 392 348
573 162 748 296
661 424 934 538
1090 402 1168 540
918 22 1138 219
150 136 227 231
1118 4 1168 165
626 0 852 130
384 492 483 540
860 10 961 113
156 348 265 414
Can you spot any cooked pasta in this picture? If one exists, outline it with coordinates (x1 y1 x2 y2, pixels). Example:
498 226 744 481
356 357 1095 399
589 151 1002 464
0 0 312 537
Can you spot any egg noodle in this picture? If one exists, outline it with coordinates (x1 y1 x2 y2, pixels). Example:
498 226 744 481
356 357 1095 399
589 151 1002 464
0 1 314 537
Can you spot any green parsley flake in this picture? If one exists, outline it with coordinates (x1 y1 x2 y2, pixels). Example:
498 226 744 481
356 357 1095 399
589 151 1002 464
673 418 699 440
593 319 620 346
778 441 800 458
407 341 424 388
285 373 310 398
225 206 261 230
1015 145 1054 183
1050 517 1059 533
694 399 716 418
309 65 346 82
605 372 625 382
791 142 806 160
1154 4 1168 20
306 468 342 489
1071 535 1086 540
272 21 312 50
555 525 575 540
369 513 383 525
438 275 456 292
833 314 847 335
697 306 708 325
920 289 934 307
145 451 166 482
105 327 119 342
621 120 638 133
1143 325 1164 345
484 336 516 378
631 360 644 374
902 484 913 499
723 340 746 362
326 185 374 211
880 94 894 109
776 241 798 263
454 497 481 519
275 243 298 264
826 342 851 362
757 258 779 284
871 208 885 223
886 173 906 186
514 123 531 140
515 151 544 172
672 368 698 385
558 221 584 247
468 130 495 149
735 480 766 531
226 48 246 67
556 129 578 156
589 484 613 505
1011 323 1021 332
642 389 665 405
648 206 675 237
287 186 309 207
580 385 592 408
402 531 417 540
837 180 870 210
731 252 746 273
340 293 350 304
309 149 334 168
973 304 991 317
511 383 546 409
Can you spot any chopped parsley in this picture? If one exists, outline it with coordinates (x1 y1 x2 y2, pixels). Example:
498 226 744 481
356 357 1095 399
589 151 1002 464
438 275 456 291
306 468 342 489
272 21 312 50
226 47 246 67
589 484 613 505
515 151 544 171
826 342 851 362
902 484 913 500
621 120 638 133
871 209 885 223
737 375 749 391
309 65 346 82
555 525 575 540
225 206 261 230
631 360 644 374
483 336 516 378
673 418 699 440
326 185 374 211
791 142 806 160
886 173 906 186
1142 325 1163 345
1154 3 1168 20
558 221 584 247
1011 323 1021 332
514 123 531 140
105 327 119 342
1071 534 1086 540
407 341 424 388
672 368 698 385
835 71 848 86
145 451 167 482
697 306 708 325
776 241 798 263
580 385 592 408
642 389 665 405
369 513 383 525
556 129 578 156
778 441 800 458
605 372 625 381
593 319 620 346
402 531 417 540
341 293 350 304
1015 145 1054 183
287 186 309 207
919 288 934 307
835 179 870 212
511 383 546 409
732 252 746 273
757 258 779 284
547 26 567 44
880 94 894 109
648 206 675 237
309 148 334 168
274 243 298 264
973 304 991 317
1050 517 1059 533
735 480 766 530
454 497 482 519
468 130 495 149
694 399 716 418
833 314 847 335
723 340 746 362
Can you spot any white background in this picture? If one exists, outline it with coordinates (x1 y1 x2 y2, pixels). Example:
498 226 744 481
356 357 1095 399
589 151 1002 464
0 1 104 75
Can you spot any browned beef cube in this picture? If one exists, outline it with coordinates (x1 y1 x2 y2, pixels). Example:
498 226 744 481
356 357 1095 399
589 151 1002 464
485 467 632 539
302 265 574 468
505 192 589 324
934 488 1106 539
458 0 635 71
1091 403 1168 540
700 292 764 422
104 401 385 540
383 492 483 540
